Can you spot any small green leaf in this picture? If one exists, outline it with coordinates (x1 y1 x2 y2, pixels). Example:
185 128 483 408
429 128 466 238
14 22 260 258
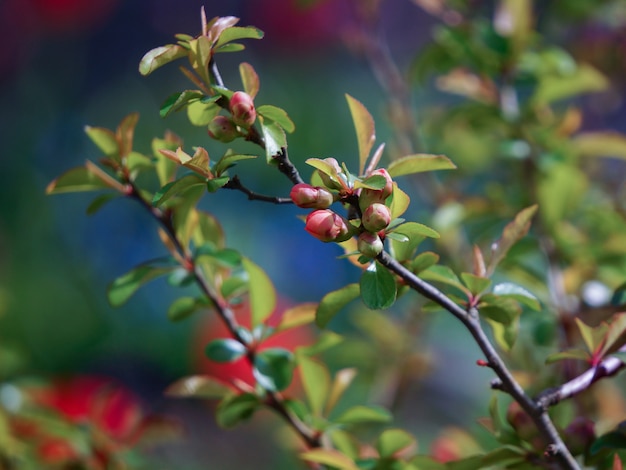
345 94 375 175
298 354 330 416
360 262 397 310
461 273 492 296
326 368 357 416
574 131 626 161
139 44 187 76
160 90 204 118
377 428 416 458
480 295 522 325
544 349 591 365
492 283 540 311
393 221 440 239
599 312 626 358
216 393 260 428
387 154 456 177
167 296 206 322
259 116 287 163
187 99 220 126
216 43 245 53
276 303 317 332
213 153 257 176
152 174 206 207
316 283 360 328
85 126 119 156
205 338 247 363
300 449 359 470
532 63 608 104
206 176 230 192
257 105 295 133
487 205 538 275
46 165 121 195
590 429 626 456
166 375 233 399
353 174 387 190
215 26 264 48
334 405 392 425
253 348 295 392
107 264 173 307
480 445 527 467
419 265 466 294
242 257 276 326
575 317 607 356
411 252 440 273
239 62 260 98
388 183 411 219
86 193 119 215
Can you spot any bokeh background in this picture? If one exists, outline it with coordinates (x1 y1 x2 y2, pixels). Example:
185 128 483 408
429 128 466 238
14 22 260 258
1 0 625 468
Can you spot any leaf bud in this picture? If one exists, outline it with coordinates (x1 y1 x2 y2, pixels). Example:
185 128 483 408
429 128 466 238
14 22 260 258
316 157 346 191
207 115 240 142
361 203 391 233
357 231 383 257
305 209 355 243
229 91 257 127
290 183 335 209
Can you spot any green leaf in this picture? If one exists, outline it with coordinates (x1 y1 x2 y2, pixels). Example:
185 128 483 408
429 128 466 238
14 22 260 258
599 312 626 358
259 116 287 163
107 264 173 307
345 94 375 175
612 283 626 307
139 44 187 76
186 99 220 126
242 257 276 326
85 126 119 156
276 303 317 332
239 62 260 98
326 368 357 416
575 317 607 355
152 174 206 207
544 349 591 364
388 184 411 219
160 90 205 118
353 174 387 191
334 405 392 425
387 154 456 177
461 273 492 296
206 176 230 192
257 105 295 133
205 338 247 363
165 375 233 399
393 221 440 239
216 393 260 428
537 164 587 229
213 153 257 176
46 164 122 195
167 296 206 322
492 283 540 311
574 131 626 161
216 43 245 53
360 262 397 310
411 252 440 273
590 430 626 456
253 348 295 392
532 63 608 104
215 26 264 48
300 449 359 470
377 428 416 458
298 354 330 416
480 445 527 467
419 265 466 293
487 205 538 275
86 193 119 215
486 317 519 351
316 283 360 328
480 295 522 325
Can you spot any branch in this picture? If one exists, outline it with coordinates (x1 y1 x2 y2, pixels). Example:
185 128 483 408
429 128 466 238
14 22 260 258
376 251 581 470
224 175 293 204
273 147 304 185
537 352 625 409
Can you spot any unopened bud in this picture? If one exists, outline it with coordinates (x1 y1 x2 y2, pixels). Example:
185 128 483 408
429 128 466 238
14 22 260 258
563 417 595 455
369 168 393 198
290 183 335 209
506 402 538 443
305 209 354 242
229 91 256 127
359 169 394 211
208 115 239 142
357 232 383 257
361 203 391 233
316 158 346 191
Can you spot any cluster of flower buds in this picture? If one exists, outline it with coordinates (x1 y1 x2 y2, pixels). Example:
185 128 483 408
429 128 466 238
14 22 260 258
356 168 393 257
207 91 257 143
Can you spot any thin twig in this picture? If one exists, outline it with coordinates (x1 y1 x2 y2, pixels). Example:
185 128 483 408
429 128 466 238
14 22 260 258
274 147 304 185
224 175 293 204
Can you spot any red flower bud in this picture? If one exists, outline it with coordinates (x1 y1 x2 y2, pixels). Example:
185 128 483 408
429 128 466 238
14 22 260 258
229 91 256 127
305 209 354 242
290 183 335 209
357 231 383 257
362 203 391 233
208 115 239 142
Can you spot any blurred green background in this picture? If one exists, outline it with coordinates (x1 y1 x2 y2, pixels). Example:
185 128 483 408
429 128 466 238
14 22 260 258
1 0 625 467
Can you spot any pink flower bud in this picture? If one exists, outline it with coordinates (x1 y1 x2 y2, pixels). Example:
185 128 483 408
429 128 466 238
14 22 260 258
357 231 383 257
290 183 335 209
208 115 239 142
359 169 393 212
305 209 354 242
229 91 256 127
361 203 391 233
